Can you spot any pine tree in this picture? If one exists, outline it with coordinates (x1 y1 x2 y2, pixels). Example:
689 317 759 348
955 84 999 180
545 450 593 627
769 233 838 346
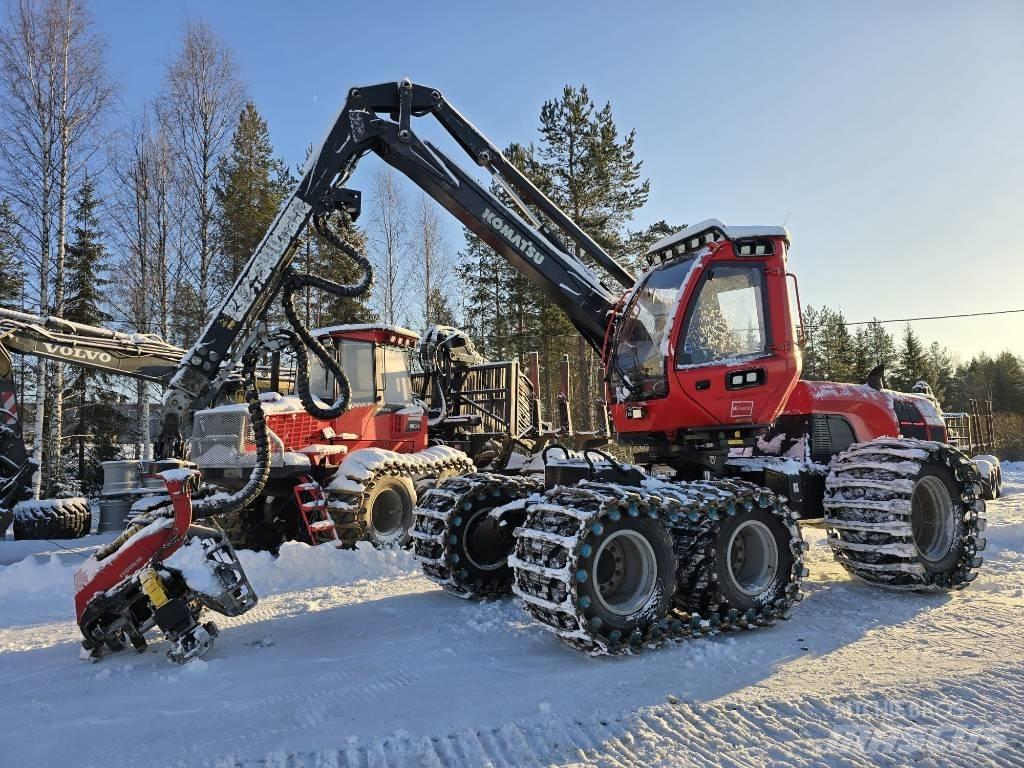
61 177 128 492
817 308 854 382
850 326 873 384
508 86 650 426
214 102 290 297
863 319 898 383
895 324 928 391
800 305 824 380
0 198 24 307
926 341 955 403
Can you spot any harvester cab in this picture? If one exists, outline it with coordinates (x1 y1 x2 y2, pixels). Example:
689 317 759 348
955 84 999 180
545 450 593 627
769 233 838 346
296 324 425 452
608 221 802 460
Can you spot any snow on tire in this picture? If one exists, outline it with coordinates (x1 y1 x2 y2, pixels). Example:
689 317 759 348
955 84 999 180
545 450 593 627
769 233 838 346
510 478 805 655
412 473 542 598
326 446 476 549
824 437 986 590
12 497 91 540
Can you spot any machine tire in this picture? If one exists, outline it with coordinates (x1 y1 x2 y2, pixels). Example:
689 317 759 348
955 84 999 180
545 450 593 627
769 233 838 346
12 497 91 540
573 516 676 639
511 478 805 654
358 475 415 549
675 504 796 618
413 473 543 598
824 438 986 590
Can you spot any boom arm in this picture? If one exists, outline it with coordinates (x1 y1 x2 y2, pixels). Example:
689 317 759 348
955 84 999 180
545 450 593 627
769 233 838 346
0 307 184 383
159 80 633 457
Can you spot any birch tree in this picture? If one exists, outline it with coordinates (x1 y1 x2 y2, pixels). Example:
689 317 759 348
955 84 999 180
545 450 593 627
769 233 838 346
158 21 245 330
0 0 112 495
369 168 411 325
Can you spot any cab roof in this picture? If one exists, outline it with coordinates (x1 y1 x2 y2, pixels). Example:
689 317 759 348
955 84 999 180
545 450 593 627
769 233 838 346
647 219 791 259
312 323 420 347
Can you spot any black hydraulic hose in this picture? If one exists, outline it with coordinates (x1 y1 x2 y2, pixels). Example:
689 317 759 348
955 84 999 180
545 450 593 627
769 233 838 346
280 281 353 421
278 209 374 422
193 348 271 519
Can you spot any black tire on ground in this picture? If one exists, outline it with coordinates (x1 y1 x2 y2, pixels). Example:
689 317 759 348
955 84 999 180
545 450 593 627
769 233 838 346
981 466 1001 501
448 489 521 594
574 516 676 638
824 438 986 590
674 503 797 618
12 497 91 540
358 475 415 548
413 473 543 598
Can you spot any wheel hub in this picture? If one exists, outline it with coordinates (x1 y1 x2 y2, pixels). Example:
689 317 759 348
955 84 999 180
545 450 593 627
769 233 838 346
463 508 511 571
592 530 658 617
726 520 779 597
911 475 956 567
371 489 404 536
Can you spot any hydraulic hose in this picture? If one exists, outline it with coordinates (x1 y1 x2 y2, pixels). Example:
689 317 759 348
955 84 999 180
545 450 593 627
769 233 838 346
278 210 374 421
192 347 271 519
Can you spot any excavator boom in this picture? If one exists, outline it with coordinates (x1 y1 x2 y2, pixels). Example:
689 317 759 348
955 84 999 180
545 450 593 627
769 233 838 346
0 307 184 383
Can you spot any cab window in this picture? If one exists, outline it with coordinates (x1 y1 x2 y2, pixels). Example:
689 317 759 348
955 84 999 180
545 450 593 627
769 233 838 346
308 339 375 405
381 346 414 406
677 265 767 367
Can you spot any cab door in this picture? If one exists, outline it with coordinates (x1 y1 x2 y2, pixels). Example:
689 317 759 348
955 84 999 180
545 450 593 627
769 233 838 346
668 252 800 428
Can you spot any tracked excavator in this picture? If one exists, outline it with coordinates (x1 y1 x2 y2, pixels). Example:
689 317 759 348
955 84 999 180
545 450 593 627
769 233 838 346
209 78 984 655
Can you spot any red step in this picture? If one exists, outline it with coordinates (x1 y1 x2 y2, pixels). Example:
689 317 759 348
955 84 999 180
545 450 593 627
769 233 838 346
292 476 341 547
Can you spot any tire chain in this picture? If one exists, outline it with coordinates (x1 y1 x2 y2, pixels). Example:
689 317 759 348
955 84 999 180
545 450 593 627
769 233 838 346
412 472 544 597
509 479 807 656
327 446 476 547
824 437 986 590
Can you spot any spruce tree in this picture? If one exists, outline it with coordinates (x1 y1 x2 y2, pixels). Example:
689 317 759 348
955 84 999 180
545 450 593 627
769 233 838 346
895 324 928 390
62 177 128 492
214 102 290 296
818 308 854 382
0 199 24 307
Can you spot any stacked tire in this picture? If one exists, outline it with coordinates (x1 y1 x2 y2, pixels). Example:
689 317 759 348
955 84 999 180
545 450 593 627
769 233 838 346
12 497 91 540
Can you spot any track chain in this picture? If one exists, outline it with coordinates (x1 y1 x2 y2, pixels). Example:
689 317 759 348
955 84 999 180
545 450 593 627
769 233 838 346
327 446 476 547
824 437 986 589
510 478 806 655
412 472 543 598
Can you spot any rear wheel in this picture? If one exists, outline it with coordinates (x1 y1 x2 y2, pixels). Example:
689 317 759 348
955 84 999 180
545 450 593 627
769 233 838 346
675 502 797 618
12 497 91 540
825 438 985 589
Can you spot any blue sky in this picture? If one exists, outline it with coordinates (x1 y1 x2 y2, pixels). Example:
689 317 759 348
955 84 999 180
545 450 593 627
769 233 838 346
95 0 1023 358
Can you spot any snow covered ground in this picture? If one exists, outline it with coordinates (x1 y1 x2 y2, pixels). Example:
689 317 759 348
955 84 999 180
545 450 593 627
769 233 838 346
2 468 1023 767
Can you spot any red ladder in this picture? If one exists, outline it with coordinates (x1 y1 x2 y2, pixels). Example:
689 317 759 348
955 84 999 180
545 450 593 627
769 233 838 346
293 476 341 547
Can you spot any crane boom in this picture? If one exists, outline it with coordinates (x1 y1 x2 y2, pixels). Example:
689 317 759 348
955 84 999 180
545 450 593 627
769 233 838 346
157 80 633 458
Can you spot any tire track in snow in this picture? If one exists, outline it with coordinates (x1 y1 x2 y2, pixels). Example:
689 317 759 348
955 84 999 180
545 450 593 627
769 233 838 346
233 663 1024 767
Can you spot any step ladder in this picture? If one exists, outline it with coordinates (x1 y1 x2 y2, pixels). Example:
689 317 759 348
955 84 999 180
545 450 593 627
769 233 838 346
293 477 341 547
